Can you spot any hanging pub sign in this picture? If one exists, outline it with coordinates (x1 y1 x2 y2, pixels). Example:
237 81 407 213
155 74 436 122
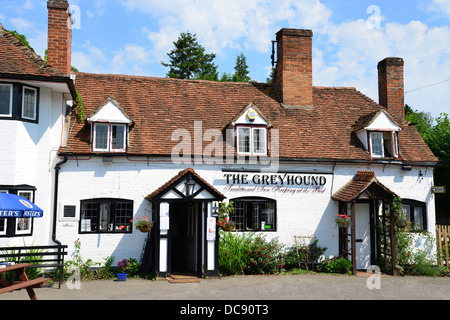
222 172 329 195
432 186 446 194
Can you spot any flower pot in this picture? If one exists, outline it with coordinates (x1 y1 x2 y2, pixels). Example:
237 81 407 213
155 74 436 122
337 222 350 229
138 226 152 233
117 273 127 281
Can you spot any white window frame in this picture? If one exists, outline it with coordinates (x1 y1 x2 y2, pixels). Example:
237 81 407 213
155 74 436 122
92 122 127 153
15 191 33 235
236 126 267 156
21 86 37 120
0 84 13 117
369 131 399 158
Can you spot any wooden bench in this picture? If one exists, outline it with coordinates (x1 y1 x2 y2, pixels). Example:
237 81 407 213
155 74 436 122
0 263 50 300
0 244 67 288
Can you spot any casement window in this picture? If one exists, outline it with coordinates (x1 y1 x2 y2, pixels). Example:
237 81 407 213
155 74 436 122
402 199 427 231
369 131 398 158
15 191 33 235
236 126 267 156
80 199 133 234
0 83 39 122
92 123 127 152
231 197 276 231
0 186 36 237
22 87 37 120
0 84 13 117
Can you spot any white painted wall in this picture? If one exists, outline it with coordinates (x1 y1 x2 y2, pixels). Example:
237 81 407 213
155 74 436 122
54 158 436 265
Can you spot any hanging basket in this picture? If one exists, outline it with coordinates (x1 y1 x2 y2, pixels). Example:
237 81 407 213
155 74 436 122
219 221 235 231
336 214 351 229
138 226 152 233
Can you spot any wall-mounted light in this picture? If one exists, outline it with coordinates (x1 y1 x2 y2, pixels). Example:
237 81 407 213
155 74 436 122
185 177 196 197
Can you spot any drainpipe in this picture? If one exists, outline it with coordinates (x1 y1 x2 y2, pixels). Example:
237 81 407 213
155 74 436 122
52 155 68 245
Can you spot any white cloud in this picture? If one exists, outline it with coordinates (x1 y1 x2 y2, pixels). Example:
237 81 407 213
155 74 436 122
426 0 450 19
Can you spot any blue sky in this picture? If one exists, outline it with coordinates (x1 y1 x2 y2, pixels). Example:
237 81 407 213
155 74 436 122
0 0 449 118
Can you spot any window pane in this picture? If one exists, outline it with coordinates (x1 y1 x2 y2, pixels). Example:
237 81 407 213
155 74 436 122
238 127 250 153
112 125 125 150
23 88 36 119
253 128 266 154
94 124 109 150
370 132 383 157
402 204 411 223
233 202 245 231
0 85 11 115
0 218 6 234
414 207 424 229
115 202 133 232
81 202 98 232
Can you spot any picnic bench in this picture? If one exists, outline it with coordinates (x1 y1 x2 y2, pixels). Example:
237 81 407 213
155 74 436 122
0 263 49 300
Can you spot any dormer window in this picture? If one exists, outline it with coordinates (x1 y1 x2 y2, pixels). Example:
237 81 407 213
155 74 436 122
93 123 127 152
237 126 267 155
232 103 271 156
87 97 132 153
369 131 398 158
354 110 401 159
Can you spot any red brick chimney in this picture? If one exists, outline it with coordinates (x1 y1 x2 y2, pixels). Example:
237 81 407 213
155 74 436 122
377 57 405 120
275 29 313 108
47 0 72 75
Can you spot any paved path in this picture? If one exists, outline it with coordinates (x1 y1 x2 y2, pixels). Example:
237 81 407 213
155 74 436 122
1 273 449 301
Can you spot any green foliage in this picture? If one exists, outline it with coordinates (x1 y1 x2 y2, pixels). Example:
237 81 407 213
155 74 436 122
243 234 284 275
405 105 450 220
283 239 327 270
162 32 218 81
7 30 33 51
221 53 252 82
318 257 352 274
75 90 85 123
218 231 284 275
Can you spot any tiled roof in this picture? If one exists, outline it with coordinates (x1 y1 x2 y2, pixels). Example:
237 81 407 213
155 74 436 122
61 72 438 164
0 24 66 78
332 171 398 202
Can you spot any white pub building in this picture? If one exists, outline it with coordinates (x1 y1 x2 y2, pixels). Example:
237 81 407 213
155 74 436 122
0 0 438 277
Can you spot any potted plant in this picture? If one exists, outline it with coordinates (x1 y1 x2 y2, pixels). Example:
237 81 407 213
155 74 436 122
217 201 235 231
335 213 352 229
134 216 153 233
117 259 130 281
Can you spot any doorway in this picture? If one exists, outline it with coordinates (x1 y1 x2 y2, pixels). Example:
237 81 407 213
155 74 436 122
169 202 202 275
354 203 372 270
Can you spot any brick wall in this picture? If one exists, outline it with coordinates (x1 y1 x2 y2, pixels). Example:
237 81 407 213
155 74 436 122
47 0 72 75
377 57 405 120
275 28 313 108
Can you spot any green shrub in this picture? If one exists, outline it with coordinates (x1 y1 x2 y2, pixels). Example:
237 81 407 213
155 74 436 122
218 231 284 275
318 257 352 274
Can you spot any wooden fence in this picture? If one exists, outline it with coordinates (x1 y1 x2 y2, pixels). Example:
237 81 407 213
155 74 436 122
436 225 450 267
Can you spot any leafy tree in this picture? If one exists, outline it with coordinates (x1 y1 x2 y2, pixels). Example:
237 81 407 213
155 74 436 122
405 105 450 221
220 53 252 82
161 32 218 81
233 53 251 82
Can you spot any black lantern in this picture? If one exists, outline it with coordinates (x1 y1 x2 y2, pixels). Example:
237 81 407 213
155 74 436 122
185 177 196 197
